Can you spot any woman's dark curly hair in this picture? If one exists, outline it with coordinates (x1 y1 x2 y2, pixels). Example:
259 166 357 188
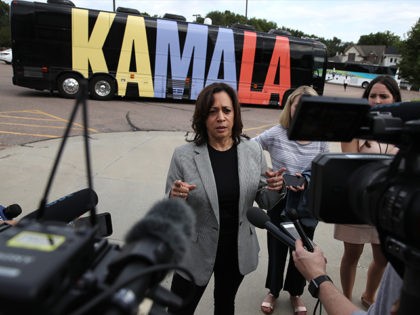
189 82 244 145
362 75 401 102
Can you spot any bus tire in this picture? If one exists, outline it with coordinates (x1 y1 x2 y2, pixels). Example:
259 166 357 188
89 75 116 100
362 81 369 89
57 73 83 98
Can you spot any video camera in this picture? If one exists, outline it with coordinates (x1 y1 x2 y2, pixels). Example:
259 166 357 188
288 95 420 315
0 196 195 315
0 81 195 315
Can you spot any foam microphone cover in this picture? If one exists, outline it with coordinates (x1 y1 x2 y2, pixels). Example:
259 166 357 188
22 188 98 223
0 204 22 220
285 208 299 220
125 198 196 264
246 206 270 228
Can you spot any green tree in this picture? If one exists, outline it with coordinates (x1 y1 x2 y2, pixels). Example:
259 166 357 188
206 10 278 32
205 11 225 26
398 18 420 88
0 0 11 47
320 37 346 57
196 16 205 24
247 17 277 32
206 10 246 27
357 31 401 48
0 0 8 17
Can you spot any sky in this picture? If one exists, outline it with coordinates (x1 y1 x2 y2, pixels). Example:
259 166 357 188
6 0 419 43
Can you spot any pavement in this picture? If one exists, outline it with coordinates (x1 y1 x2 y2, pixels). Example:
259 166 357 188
0 130 375 314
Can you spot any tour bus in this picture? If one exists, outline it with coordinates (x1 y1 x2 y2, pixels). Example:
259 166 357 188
326 61 399 89
10 0 328 107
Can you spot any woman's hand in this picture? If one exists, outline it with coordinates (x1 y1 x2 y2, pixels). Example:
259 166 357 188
170 179 196 199
287 172 306 192
265 167 286 191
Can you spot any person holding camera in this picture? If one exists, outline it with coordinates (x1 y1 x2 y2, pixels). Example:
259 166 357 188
336 75 402 308
253 86 329 315
292 239 402 315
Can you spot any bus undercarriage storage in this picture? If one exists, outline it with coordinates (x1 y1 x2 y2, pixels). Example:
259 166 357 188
10 0 327 106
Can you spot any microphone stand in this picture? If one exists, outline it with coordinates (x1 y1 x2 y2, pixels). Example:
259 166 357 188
36 80 97 226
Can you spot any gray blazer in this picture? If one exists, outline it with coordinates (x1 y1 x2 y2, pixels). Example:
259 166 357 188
165 137 283 286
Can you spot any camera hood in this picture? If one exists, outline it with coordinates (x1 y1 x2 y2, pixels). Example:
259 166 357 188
288 95 420 144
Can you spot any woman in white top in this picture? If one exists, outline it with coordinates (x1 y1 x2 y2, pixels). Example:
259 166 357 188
335 75 401 308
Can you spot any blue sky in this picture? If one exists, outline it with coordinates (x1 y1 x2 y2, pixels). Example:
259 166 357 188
6 0 419 42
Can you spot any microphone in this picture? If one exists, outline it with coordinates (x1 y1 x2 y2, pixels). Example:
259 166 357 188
247 207 295 250
285 208 314 252
0 204 22 221
124 198 195 263
21 188 98 223
371 101 420 123
104 198 196 314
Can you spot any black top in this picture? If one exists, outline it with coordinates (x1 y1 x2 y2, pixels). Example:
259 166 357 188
208 144 240 236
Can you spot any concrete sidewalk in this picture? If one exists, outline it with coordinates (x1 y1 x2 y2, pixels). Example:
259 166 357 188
0 131 373 314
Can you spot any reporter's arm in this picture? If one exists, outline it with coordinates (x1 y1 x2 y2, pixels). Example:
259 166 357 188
317 281 360 315
292 239 361 315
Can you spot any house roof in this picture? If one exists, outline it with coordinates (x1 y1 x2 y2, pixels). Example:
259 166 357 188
345 45 386 58
385 46 399 54
330 45 401 65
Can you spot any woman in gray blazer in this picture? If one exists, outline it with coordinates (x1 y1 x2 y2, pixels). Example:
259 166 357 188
165 82 285 315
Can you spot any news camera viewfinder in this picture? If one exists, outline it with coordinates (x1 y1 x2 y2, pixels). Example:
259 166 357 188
288 95 370 142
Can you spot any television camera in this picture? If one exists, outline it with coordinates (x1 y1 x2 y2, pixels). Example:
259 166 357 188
288 95 420 315
0 81 195 315
0 195 195 315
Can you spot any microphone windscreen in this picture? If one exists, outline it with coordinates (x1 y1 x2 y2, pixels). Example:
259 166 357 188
285 208 299 220
4 204 22 219
22 188 98 223
125 199 196 264
247 207 270 228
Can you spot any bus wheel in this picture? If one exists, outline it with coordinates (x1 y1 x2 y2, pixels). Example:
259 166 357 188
90 75 116 100
362 81 369 89
57 73 82 98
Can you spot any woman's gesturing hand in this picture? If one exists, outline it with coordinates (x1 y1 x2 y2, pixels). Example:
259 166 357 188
171 179 197 199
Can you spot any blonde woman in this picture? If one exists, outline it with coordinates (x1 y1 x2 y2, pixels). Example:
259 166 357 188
253 86 329 315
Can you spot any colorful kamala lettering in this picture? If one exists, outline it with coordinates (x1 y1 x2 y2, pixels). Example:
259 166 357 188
71 8 291 104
